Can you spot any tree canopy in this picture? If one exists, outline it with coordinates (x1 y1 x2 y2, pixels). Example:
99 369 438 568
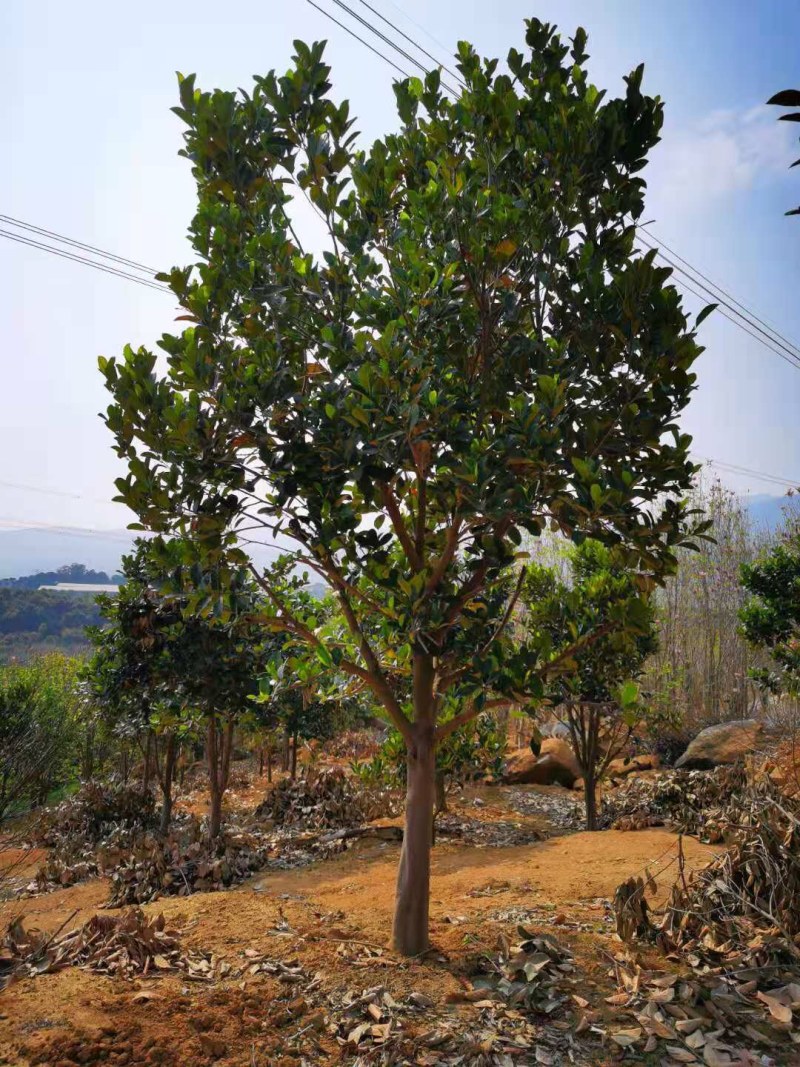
101 18 708 953
740 529 800 698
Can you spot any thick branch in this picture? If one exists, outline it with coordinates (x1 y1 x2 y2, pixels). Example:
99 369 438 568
247 562 388 697
379 482 423 571
476 565 527 658
423 517 462 598
333 581 413 744
435 696 513 743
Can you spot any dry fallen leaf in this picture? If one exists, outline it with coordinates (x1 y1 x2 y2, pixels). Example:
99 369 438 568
610 1027 642 1048
757 991 793 1024
605 992 631 1006
666 1045 698 1063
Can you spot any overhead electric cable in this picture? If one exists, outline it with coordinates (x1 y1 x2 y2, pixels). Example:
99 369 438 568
305 0 413 78
0 213 159 276
0 229 170 293
355 0 465 87
635 231 800 370
330 0 436 79
641 224 800 360
695 456 800 490
0 516 139 542
0 478 123 506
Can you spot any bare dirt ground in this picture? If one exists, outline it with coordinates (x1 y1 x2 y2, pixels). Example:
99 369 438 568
0 778 719 1067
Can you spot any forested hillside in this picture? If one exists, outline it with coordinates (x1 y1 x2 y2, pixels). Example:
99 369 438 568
0 588 101 663
0 562 120 589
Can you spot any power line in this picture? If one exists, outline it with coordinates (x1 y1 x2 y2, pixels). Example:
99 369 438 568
330 0 436 80
381 0 456 62
635 231 800 371
305 0 413 78
0 478 123 507
641 224 800 362
0 214 159 276
2 444 797 525
696 456 800 491
355 0 465 88
638 246 800 373
0 229 170 294
0 516 138 542
314 0 460 94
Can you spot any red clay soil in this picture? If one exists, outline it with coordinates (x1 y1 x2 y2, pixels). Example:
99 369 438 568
0 828 717 1067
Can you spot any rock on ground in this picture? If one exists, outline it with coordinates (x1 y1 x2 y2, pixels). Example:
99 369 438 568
504 738 581 787
674 719 763 770
606 753 660 779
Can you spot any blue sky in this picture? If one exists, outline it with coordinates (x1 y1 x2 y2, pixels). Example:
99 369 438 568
2 0 799 541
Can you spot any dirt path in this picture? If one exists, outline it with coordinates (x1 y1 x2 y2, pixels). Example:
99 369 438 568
0 828 717 1066
252 827 713 938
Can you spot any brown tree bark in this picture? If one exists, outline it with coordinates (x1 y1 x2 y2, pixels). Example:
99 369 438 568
206 716 233 840
281 733 290 772
290 731 298 780
392 653 436 956
583 769 598 831
142 731 153 793
82 722 96 781
156 733 178 835
207 718 222 840
434 769 447 814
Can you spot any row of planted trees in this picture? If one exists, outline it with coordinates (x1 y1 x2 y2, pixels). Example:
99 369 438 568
91 15 798 955
82 540 366 838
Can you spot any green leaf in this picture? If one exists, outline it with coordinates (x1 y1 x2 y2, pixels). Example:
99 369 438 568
695 303 718 327
767 89 800 107
619 680 639 707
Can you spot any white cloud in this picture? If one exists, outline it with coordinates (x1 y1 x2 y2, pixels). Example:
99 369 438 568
646 105 797 216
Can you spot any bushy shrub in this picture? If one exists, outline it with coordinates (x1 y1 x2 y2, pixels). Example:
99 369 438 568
39 780 156 846
0 653 83 822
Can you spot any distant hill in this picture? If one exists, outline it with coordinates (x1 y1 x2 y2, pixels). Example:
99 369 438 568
0 562 122 589
0 587 103 664
0 527 286 581
0 496 793 585
0 528 137 579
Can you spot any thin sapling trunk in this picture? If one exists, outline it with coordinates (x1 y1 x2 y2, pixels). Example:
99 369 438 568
392 654 437 956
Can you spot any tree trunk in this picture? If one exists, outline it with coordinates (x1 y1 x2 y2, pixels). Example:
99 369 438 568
142 731 154 793
281 733 290 772
584 771 598 831
158 734 178 835
267 747 273 783
207 718 223 840
220 718 234 796
392 653 436 957
209 785 222 840
259 747 264 776
434 769 447 814
290 731 298 780
82 723 96 781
